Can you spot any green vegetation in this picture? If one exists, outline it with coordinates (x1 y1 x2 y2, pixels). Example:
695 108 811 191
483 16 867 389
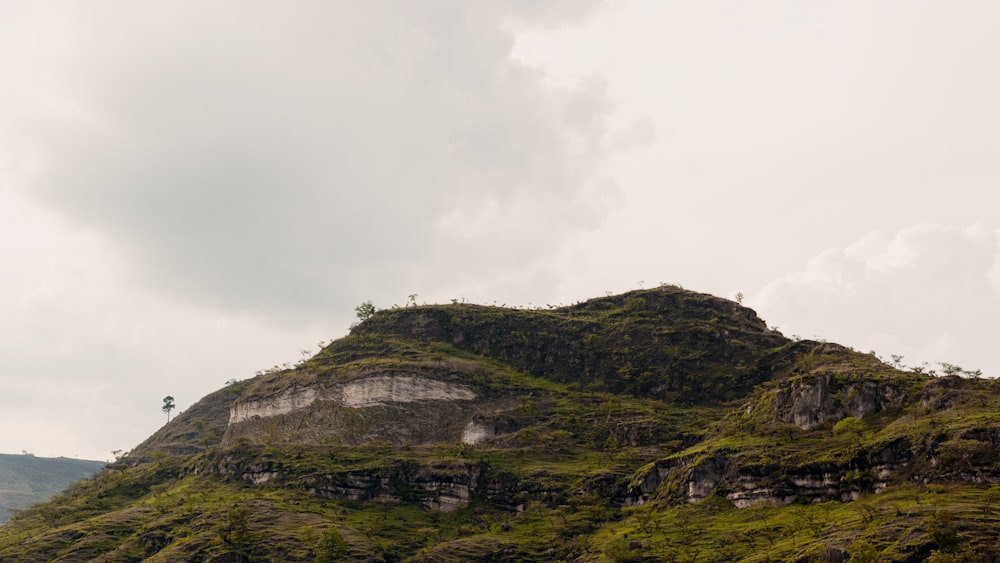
1 286 998 561
355 301 376 322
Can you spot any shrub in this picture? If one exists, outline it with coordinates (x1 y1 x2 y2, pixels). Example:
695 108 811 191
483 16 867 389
316 527 349 562
847 538 878 562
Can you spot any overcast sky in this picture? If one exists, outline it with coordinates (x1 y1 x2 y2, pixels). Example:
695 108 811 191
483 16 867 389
2 1 998 461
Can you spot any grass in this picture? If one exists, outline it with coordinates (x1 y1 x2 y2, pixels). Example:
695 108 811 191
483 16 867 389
591 481 1000 562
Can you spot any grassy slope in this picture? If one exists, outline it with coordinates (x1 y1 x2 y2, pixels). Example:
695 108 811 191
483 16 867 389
129 379 254 461
1 287 998 561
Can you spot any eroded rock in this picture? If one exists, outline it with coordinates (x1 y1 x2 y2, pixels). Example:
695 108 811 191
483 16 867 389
774 373 905 430
229 375 476 424
224 373 484 447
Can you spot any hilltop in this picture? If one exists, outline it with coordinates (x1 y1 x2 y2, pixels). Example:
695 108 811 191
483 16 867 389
1 286 998 561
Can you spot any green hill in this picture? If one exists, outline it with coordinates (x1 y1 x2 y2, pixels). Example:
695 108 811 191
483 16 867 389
0 453 105 523
0 286 997 561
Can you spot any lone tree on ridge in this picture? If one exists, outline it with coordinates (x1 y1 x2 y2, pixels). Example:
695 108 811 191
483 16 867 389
162 395 175 423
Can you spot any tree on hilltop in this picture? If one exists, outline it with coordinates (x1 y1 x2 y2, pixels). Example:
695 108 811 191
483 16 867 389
355 301 376 321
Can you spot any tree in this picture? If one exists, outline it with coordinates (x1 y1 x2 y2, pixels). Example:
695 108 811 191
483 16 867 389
354 301 376 321
940 362 963 377
162 395 175 423
316 527 349 562
938 438 991 470
939 362 983 378
927 510 961 553
220 505 256 555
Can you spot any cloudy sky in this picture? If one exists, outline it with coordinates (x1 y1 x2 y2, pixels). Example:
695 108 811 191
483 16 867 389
2 1 998 460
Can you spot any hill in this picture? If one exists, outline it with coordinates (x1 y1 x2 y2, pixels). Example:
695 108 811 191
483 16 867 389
0 453 105 523
0 286 997 561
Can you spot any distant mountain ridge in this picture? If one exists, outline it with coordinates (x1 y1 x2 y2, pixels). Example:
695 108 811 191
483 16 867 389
0 453 104 523
1 286 998 561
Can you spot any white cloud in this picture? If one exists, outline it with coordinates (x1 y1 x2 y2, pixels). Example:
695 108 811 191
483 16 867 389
0 1 631 322
753 224 1000 376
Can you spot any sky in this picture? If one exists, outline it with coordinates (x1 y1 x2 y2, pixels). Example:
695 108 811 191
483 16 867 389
1 1 998 461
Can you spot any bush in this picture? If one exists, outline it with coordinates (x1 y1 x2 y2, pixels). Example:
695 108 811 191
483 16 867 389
847 538 878 562
927 510 961 553
316 527 349 562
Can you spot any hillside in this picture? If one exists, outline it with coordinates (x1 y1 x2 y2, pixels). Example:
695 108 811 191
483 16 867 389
0 454 105 524
1 286 998 561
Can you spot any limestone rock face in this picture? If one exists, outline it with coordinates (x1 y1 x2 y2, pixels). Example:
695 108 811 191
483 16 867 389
340 376 477 408
229 385 319 424
773 372 905 430
229 376 476 424
461 421 495 445
223 373 489 447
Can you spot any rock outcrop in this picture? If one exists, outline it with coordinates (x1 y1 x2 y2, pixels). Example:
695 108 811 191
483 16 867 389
773 372 907 430
624 439 914 508
223 372 490 447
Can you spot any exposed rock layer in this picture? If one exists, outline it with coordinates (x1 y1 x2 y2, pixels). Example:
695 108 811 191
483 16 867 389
224 374 484 447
